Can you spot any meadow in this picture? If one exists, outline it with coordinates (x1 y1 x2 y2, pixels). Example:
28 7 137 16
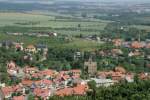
130 25 150 31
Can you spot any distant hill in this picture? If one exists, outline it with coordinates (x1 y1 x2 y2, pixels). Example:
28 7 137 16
0 0 150 14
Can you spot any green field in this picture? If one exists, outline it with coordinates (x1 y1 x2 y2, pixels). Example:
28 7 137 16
0 12 111 35
130 25 150 31
0 33 103 51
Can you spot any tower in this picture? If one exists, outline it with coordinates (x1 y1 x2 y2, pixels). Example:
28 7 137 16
84 57 97 77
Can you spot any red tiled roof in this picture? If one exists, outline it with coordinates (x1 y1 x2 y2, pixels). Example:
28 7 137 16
131 41 143 49
34 88 50 98
22 80 34 86
56 84 88 96
73 84 88 95
12 85 22 92
40 69 54 76
35 79 52 85
56 88 73 96
13 95 25 100
32 69 55 78
1 86 13 97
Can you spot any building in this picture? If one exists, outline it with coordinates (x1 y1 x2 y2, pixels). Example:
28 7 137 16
23 67 39 75
36 44 48 52
131 41 144 49
0 40 14 49
84 58 97 76
112 39 123 47
12 95 25 100
25 45 36 53
90 78 116 87
74 52 82 60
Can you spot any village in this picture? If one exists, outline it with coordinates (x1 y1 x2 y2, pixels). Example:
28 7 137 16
1 34 150 100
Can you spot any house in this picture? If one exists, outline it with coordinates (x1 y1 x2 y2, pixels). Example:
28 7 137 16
7 61 19 76
14 43 24 51
7 61 17 69
111 72 125 81
122 42 130 48
84 58 97 76
91 78 116 87
70 69 81 76
32 69 56 79
12 95 25 100
97 66 126 81
111 49 123 56
112 39 123 47
40 69 55 78
139 73 150 80
33 88 51 99
128 50 142 57
22 80 34 87
74 52 82 60
35 79 53 88
0 40 14 49
23 67 39 75
1 86 13 99
125 73 134 82
56 87 73 96
131 41 144 49
56 83 88 96
48 32 58 37
73 84 88 95
36 44 48 52
114 66 126 74
97 71 113 79
25 45 36 53
1 85 25 97
146 43 150 48
23 53 33 61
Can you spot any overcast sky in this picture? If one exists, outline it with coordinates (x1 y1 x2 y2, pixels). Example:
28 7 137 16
0 0 150 3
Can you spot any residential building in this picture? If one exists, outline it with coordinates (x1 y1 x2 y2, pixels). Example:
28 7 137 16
91 78 116 87
25 45 36 53
112 39 123 47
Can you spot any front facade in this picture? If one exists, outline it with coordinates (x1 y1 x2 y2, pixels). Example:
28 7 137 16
25 45 36 53
84 58 97 76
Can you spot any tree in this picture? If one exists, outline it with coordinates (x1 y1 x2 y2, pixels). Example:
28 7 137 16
81 13 87 18
28 94 34 100
88 80 96 100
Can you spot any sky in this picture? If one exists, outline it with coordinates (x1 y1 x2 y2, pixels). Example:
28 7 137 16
0 0 150 3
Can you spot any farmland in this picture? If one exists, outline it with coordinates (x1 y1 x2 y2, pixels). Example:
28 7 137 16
0 12 110 35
